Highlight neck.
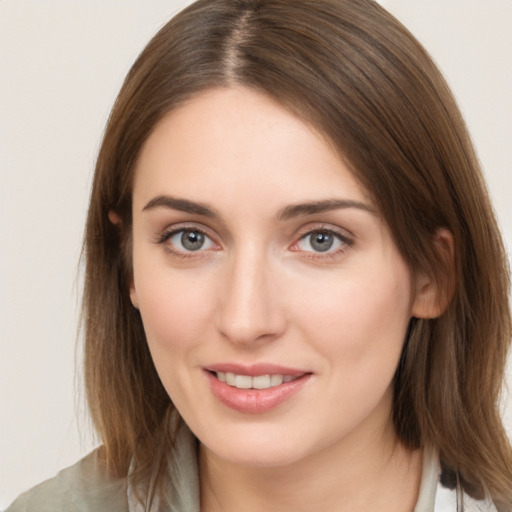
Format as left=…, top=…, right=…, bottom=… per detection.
left=199, top=418, right=422, bottom=512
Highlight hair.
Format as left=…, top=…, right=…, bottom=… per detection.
left=82, top=0, right=512, bottom=507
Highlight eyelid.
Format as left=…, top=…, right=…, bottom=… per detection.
left=289, top=224, right=354, bottom=256
left=292, top=223, right=354, bottom=244
left=155, top=222, right=216, bottom=243
left=154, top=221, right=353, bottom=260
left=155, top=222, right=222, bottom=256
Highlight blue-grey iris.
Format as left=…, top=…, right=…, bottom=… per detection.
left=181, top=231, right=205, bottom=251
left=311, top=232, right=334, bottom=252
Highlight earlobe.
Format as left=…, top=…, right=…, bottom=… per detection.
left=411, top=276, right=441, bottom=319
left=130, top=284, right=139, bottom=309
left=411, top=229, right=455, bottom=319
left=110, top=209, right=137, bottom=306
left=108, top=210, right=122, bottom=226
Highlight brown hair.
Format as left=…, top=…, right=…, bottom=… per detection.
left=83, top=0, right=512, bottom=506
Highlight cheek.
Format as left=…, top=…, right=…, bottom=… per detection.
left=133, top=266, right=217, bottom=409
left=300, top=266, right=413, bottom=437
left=133, top=258, right=215, bottom=358
left=295, top=263, right=412, bottom=376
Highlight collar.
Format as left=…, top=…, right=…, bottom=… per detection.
left=127, top=423, right=200, bottom=512
left=415, top=448, right=498, bottom=512
left=128, top=425, right=498, bottom=512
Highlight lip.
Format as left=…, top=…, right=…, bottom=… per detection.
left=205, top=362, right=307, bottom=377
left=204, top=363, right=312, bottom=414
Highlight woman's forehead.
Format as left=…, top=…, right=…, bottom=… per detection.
left=132, top=86, right=374, bottom=215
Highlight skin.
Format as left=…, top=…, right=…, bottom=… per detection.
left=129, top=86, right=438, bottom=511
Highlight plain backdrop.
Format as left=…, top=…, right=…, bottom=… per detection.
left=1, top=1, right=511, bottom=508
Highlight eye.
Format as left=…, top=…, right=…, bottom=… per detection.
left=295, top=230, right=348, bottom=253
left=166, top=229, right=216, bottom=253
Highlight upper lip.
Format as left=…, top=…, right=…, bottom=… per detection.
left=205, top=363, right=308, bottom=377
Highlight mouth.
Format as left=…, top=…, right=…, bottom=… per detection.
left=204, top=364, right=312, bottom=414
left=212, top=371, right=301, bottom=390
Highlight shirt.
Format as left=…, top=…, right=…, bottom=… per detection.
left=5, top=424, right=499, bottom=512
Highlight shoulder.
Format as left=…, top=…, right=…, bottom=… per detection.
left=5, top=449, right=128, bottom=512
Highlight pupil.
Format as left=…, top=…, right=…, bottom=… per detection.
left=181, top=231, right=204, bottom=251
left=311, top=232, right=333, bottom=252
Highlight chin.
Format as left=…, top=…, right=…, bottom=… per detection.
left=209, top=443, right=304, bottom=468
left=197, top=423, right=314, bottom=468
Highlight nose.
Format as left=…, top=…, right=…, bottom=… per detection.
left=215, top=247, right=287, bottom=346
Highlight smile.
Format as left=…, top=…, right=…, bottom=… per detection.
left=215, top=372, right=300, bottom=389
left=205, top=364, right=312, bottom=413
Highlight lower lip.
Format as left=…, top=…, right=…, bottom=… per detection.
left=205, top=371, right=311, bottom=414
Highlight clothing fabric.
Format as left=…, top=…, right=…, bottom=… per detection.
left=6, top=424, right=499, bottom=512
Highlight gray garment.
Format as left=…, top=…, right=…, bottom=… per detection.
left=5, top=449, right=128, bottom=512
left=6, top=425, right=499, bottom=512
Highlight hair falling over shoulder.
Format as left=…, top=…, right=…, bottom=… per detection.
left=81, top=0, right=512, bottom=507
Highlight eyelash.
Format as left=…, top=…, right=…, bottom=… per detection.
left=155, top=225, right=354, bottom=261
left=156, top=225, right=217, bottom=259
left=291, top=226, right=353, bottom=261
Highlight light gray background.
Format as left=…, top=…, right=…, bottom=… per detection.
left=1, top=1, right=511, bottom=507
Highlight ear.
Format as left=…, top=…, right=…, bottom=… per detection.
left=411, top=229, right=455, bottom=319
left=129, top=283, right=140, bottom=309
left=109, top=209, right=138, bottom=307
left=108, top=210, right=122, bottom=226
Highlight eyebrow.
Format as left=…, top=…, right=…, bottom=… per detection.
left=142, top=195, right=374, bottom=220
left=143, top=196, right=219, bottom=217
left=277, top=199, right=375, bottom=220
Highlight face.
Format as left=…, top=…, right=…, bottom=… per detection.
left=130, top=86, right=426, bottom=468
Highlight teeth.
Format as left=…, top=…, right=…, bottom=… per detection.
left=271, top=375, right=284, bottom=386
left=253, top=375, right=271, bottom=389
left=235, top=375, right=252, bottom=389
left=216, top=372, right=297, bottom=389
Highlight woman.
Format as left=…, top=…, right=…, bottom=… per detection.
left=7, top=0, right=512, bottom=510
